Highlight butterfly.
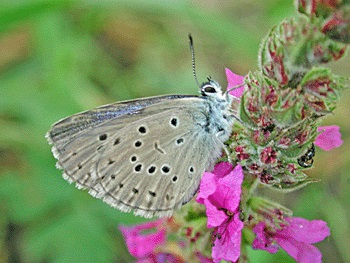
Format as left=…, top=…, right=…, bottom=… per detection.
left=46, top=36, right=237, bottom=218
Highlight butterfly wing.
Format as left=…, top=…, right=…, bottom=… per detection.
left=47, top=95, right=224, bottom=218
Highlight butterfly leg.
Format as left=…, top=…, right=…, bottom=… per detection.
left=215, top=130, right=233, bottom=164
left=228, top=109, right=243, bottom=125
left=222, top=144, right=233, bottom=164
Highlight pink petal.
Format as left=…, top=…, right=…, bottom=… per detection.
left=196, top=172, right=218, bottom=205
left=282, top=217, right=330, bottom=244
left=216, top=165, right=244, bottom=212
left=225, top=68, right=245, bottom=98
left=211, top=162, right=233, bottom=178
left=119, top=220, right=166, bottom=258
left=228, top=214, right=244, bottom=251
left=252, top=217, right=329, bottom=262
left=275, top=235, right=323, bottom=263
left=204, top=199, right=227, bottom=228
left=314, top=125, right=343, bottom=151
left=207, top=164, right=243, bottom=220
left=197, top=164, right=244, bottom=228
left=252, top=222, right=279, bottom=253
left=212, top=214, right=243, bottom=263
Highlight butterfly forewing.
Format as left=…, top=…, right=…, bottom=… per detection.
left=47, top=95, right=224, bottom=218
left=48, top=95, right=194, bottom=147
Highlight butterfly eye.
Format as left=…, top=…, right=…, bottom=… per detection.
left=201, top=84, right=218, bottom=95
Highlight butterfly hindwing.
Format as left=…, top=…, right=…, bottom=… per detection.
left=94, top=107, right=223, bottom=218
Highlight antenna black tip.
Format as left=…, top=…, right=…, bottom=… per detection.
left=188, top=34, right=193, bottom=44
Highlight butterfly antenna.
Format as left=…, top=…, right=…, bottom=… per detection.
left=189, top=34, right=200, bottom=88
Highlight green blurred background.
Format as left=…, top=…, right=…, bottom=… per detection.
left=0, top=1, right=349, bottom=262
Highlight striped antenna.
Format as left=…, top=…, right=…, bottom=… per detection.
left=188, top=34, right=200, bottom=88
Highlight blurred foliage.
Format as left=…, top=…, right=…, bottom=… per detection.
left=0, top=1, right=349, bottom=262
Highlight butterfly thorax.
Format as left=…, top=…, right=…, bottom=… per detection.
left=200, top=80, right=235, bottom=144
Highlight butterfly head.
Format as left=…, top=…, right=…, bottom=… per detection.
left=200, top=78, right=223, bottom=97
left=200, top=78, right=229, bottom=101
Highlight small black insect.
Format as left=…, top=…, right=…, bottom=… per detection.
left=297, top=143, right=315, bottom=168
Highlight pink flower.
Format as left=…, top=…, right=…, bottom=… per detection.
left=314, top=125, right=343, bottom=151
left=226, top=68, right=245, bottom=98
left=119, top=219, right=166, bottom=259
left=252, top=217, right=330, bottom=263
left=196, top=162, right=244, bottom=263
